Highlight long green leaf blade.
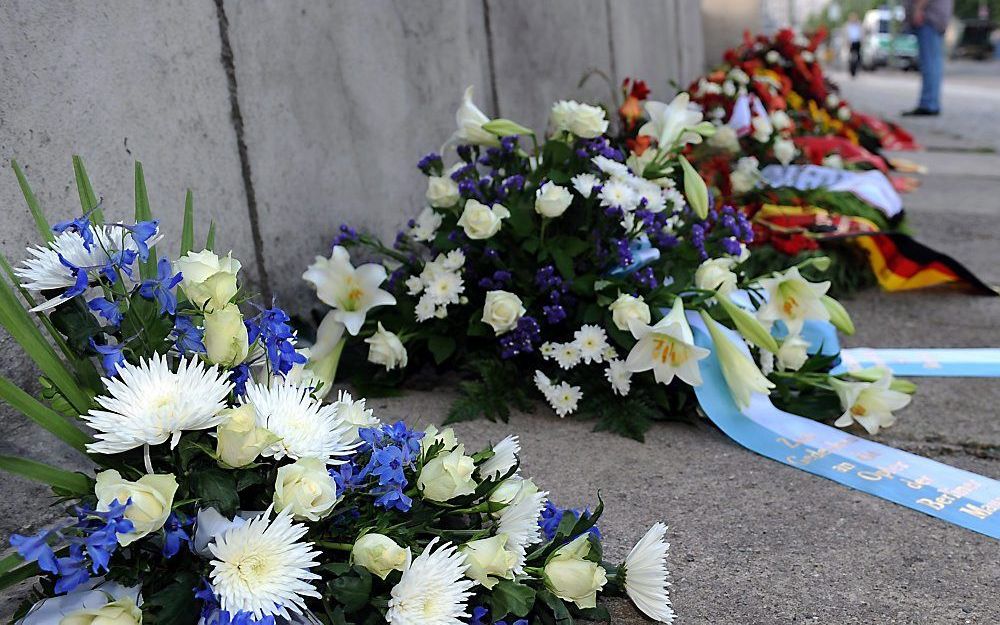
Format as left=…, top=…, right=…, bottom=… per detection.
left=72, top=155, right=103, bottom=223
left=0, top=376, right=90, bottom=453
left=0, top=455, right=90, bottom=494
left=134, top=161, right=157, bottom=278
left=0, top=562, right=40, bottom=592
left=11, top=159, right=53, bottom=242
left=205, top=221, right=217, bottom=252
left=180, top=189, right=195, bottom=256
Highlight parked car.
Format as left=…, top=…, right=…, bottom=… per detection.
left=861, top=7, right=920, bottom=70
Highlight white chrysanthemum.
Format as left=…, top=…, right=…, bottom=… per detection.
left=605, top=359, right=633, bottom=396
left=478, top=435, right=520, bottom=480
left=386, top=538, right=475, bottom=625
left=242, top=381, right=357, bottom=464
left=623, top=522, right=675, bottom=623
left=16, top=228, right=119, bottom=311
left=534, top=370, right=553, bottom=396
left=332, top=390, right=380, bottom=440
left=425, top=271, right=464, bottom=306
left=598, top=179, right=639, bottom=212
left=411, top=207, right=443, bottom=242
left=497, top=487, right=548, bottom=574
left=209, top=507, right=321, bottom=620
left=84, top=355, right=231, bottom=454
left=591, top=155, right=630, bottom=179
left=550, top=343, right=581, bottom=370
left=573, top=325, right=609, bottom=364
left=547, top=382, right=582, bottom=418
left=571, top=173, right=600, bottom=198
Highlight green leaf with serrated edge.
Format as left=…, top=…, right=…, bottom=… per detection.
left=72, top=155, right=103, bottom=223
left=0, top=376, right=89, bottom=452
left=180, top=189, right=195, bottom=256
left=0, top=455, right=90, bottom=494
left=134, top=162, right=157, bottom=278
left=205, top=220, right=217, bottom=252
left=11, top=159, right=53, bottom=242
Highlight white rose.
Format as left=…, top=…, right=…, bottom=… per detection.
left=426, top=175, right=460, bottom=208
left=203, top=302, right=250, bottom=367
left=352, top=533, right=409, bottom=580
left=216, top=404, right=277, bottom=468
left=489, top=477, right=539, bottom=508
left=421, top=424, right=459, bottom=457
left=568, top=102, right=609, bottom=138
left=543, top=534, right=608, bottom=609
left=456, top=199, right=509, bottom=240
left=273, top=457, right=339, bottom=522
left=534, top=181, right=573, bottom=218
left=773, top=137, right=797, bottom=166
left=460, top=534, right=517, bottom=588
left=94, top=470, right=177, bottom=546
left=608, top=293, right=651, bottom=332
left=417, top=444, right=477, bottom=502
left=174, top=249, right=241, bottom=312
left=365, top=322, right=408, bottom=371
left=777, top=334, right=811, bottom=371
left=695, top=258, right=738, bottom=295
left=771, top=110, right=792, bottom=132
left=60, top=599, right=142, bottom=625
left=481, top=290, right=525, bottom=335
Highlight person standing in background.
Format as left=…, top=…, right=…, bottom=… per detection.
left=903, top=0, right=954, bottom=116
left=846, top=12, right=864, bottom=77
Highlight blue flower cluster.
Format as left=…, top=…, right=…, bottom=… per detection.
left=10, top=500, right=133, bottom=594
left=245, top=305, right=306, bottom=377
left=689, top=205, right=754, bottom=261
left=196, top=583, right=276, bottom=625
left=449, top=138, right=529, bottom=206
left=538, top=500, right=602, bottom=542
left=534, top=265, right=572, bottom=326
left=332, top=223, right=360, bottom=247
left=332, top=421, right=425, bottom=512
left=469, top=605, right=528, bottom=625
left=574, top=136, right=624, bottom=161
left=162, top=511, right=192, bottom=559
left=498, top=316, right=542, bottom=360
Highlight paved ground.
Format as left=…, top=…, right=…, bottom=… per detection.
left=2, top=64, right=999, bottom=623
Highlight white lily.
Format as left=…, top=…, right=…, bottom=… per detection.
left=638, top=93, right=706, bottom=149
left=755, top=266, right=830, bottom=335
left=625, top=298, right=710, bottom=387
left=701, top=312, right=775, bottom=409
left=303, top=246, right=396, bottom=336
left=450, top=85, right=500, bottom=147
left=832, top=369, right=911, bottom=435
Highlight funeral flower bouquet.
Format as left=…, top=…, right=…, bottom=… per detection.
left=0, top=162, right=676, bottom=625
left=306, top=88, right=911, bottom=440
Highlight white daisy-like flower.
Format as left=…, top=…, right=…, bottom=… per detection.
left=602, top=345, right=619, bottom=361
left=15, top=227, right=115, bottom=311
left=410, top=207, right=443, bottom=242
left=571, top=173, right=600, bottom=198
left=534, top=370, right=554, bottom=396
left=623, top=522, right=675, bottom=623
left=547, top=382, right=582, bottom=418
left=478, top=435, right=520, bottom=480
left=84, top=355, right=231, bottom=454
left=496, top=486, right=548, bottom=574
left=441, top=249, right=466, bottom=272
left=424, top=270, right=464, bottom=306
left=386, top=538, right=475, bottom=625
left=331, top=390, right=379, bottom=441
left=550, top=343, right=582, bottom=370
left=415, top=294, right=437, bottom=322
left=598, top=179, right=639, bottom=212
left=209, top=507, right=321, bottom=620
left=241, top=381, right=357, bottom=464
left=605, top=359, right=633, bottom=396
left=573, top=325, right=609, bottom=364
left=591, top=155, right=630, bottom=179
left=539, top=342, right=558, bottom=358
left=405, top=275, right=424, bottom=296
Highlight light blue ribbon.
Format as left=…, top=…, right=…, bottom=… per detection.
left=831, top=348, right=1000, bottom=377
left=687, top=312, right=1000, bottom=539
left=607, top=236, right=661, bottom=278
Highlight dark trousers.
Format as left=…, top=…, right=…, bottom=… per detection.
left=849, top=41, right=862, bottom=76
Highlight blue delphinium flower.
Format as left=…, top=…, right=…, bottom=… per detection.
left=229, top=364, right=251, bottom=398
left=124, top=220, right=159, bottom=262
left=245, top=306, right=306, bottom=377
left=162, top=511, right=192, bottom=558
left=173, top=315, right=206, bottom=354
left=538, top=500, right=601, bottom=542
left=53, top=213, right=94, bottom=250
left=138, top=257, right=182, bottom=315
left=353, top=422, right=425, bottom=512
left=89, top=339, right=126, bottom=377
left=9, top=530, right=59, bottom=574
left=98, top=249, right=139, bottom=284
left=58, top=255, right=90, bottom=300
left=88, top=296, right=123, bottom=326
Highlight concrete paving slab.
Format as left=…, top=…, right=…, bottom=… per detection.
left=224, top=0, right=493, bottom=312
left=887, top=151, right=1000, bottom=179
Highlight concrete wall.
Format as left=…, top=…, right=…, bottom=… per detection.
left=0, top=0, right=704, bottom=533
left=701, top=0, right=763, bottom=70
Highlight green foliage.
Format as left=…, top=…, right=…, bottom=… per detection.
left=491, top=580, right=538, bottom=620
left=144, top=571, right=200, bottom=625
left=0, top=455, right=91, bottom=495
left=446, top=359, right=533, bottom=424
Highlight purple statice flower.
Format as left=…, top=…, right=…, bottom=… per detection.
left=543, top=304, right=567, bottom=325
left=632, top=266, right=658, bottom=289
left=333, top=223, right=359, bottom=247
left=456, top=144, right=474, bottom=163
left=612, top=238, right=634, bottom=266
left=498, top=316, right=541, bottom=359
left=417, top=152, right=443, bottom=175
left=690, top=223, right=708, bottom=260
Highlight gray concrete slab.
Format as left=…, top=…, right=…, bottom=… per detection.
left=886, top=151, right=1000, bottom=179
left=225, top=0, right=493, bottom=312
left=609, top=0, right=680, bottom=95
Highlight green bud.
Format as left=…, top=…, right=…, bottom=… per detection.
left=717, top=295, right=779, bottom=354
left=679, top=155, right=709, bottom=220
left=482, top=118, right=536, bottom=138
left=821, top=295, right=855, bottom=335
left=797, top=255, right=831, bottom=272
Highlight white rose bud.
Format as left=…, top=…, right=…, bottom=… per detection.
left=352, top=533, right=409, bottom=580
left=94, top=470, right=178, bottom=546
left=460, top=534, right=517, bottom=588
left=203, top=303, right=250, bottom=367
left=421, top=424, right=459, bottom=457
left=695, top=258, right=738, bottom=295
left=608, top=293, right=651, bottom=332
left=777, top=334, right=811, bottom=371
left=481, top=290, right=525, bottom=335
left=456, top=199, right=509, bottom=240
left=273, top=457, right=339, bottom=522
left=543, top=534, right=608, bottom=609
left=773, top=137, right=797, bottom=166
left=534, top=181, right=573, bottom=218
left=417, top=444, right=477, bottom=502
left=60, top=599, right=142, bottom=625
left=426, top=175, right=460, bottom=208
left=489, top=477, right=539, bottom=509
left=365, top=322, right=408, bottom=371
left=216, top=404, right=277, bottom=468
left=174, top=249, right=241, bottom=312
